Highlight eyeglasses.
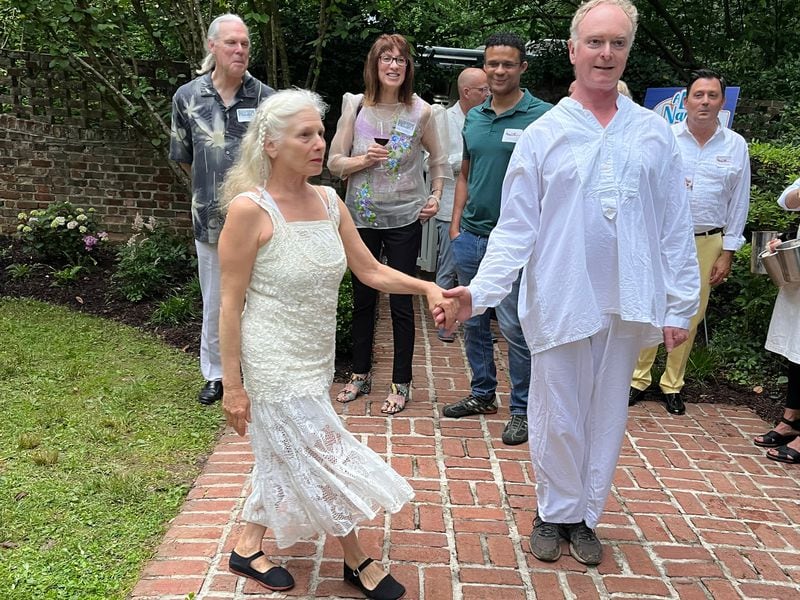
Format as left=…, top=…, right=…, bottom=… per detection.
left=379, top=55, right=408, bottom=67
left=469, top=86, right=490, bottom=94
left=485, top=61, right=520, bottom=70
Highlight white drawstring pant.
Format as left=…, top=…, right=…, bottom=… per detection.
left=528, top=315, right=646, bottom=528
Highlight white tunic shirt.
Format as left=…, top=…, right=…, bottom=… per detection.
left=468, top=95, right=700, bottom=354
left=672, top=120, right=750, bottom=251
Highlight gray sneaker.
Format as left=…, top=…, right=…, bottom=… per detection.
left=565, top=521, right=602, bottom=565
left=442, top=393, right=497, bottom=418
left=529, top=517, right=563, bottom=562
left=501, top=414, right=528, bottom=445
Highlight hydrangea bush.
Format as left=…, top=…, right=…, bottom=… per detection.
left=16, top=201, right=107, bottom=267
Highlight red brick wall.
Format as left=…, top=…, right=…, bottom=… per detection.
left=0, top=114, right=191, bottom=239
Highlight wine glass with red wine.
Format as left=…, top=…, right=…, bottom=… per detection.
left=374, top=122, right=389, bottom=171
left=374, top=121, right=390, bottom=146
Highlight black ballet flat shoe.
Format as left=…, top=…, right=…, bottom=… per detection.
left=343, top=557, right=405, bottom=600
left=229, top=550, right=294, bottom=591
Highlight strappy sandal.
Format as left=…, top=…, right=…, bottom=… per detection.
left=766, top=443, right=800, bottom=464
left=381, top=383, right=410, bottom=415
left=336, top=373, right=371, bottom=403
left=753, top=416, right=800, bottom=448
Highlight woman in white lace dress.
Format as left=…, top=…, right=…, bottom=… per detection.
left=217, top=89, right=450, bottom=600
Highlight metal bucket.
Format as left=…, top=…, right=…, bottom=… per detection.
left=759, top=249, right=788, bottom=286
left=751, top=230, right=781, bottom=274
left=776, top=238, right=800, bottom=283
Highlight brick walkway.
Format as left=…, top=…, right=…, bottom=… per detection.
left=131, top=295, right=800, bottom=600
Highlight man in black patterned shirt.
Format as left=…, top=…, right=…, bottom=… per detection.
left=170, top=13, right=273, bottom=405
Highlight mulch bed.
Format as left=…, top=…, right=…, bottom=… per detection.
left=1, top=236, right=784, bottom=425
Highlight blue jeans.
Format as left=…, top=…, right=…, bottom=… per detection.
left=451, top=229, right=530, bottom=415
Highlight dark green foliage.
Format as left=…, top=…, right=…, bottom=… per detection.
left=150, top=279, right=201, bottom=325
left=50, top=264, right=85, bottom=286
left=706, top=246, right=781, bottom=386
left=336, top=269, right=354, bottom=356
left=747, top=143, right=800, bottom=234
left=704, top=142, right=798, bottom=387
left=112, top=217, right=195, bottom=303
left=685, top=342, right=720, bottom=386
left=5, top=263, right=33, bottom=280
left=150, top=292, right=200, bottom=326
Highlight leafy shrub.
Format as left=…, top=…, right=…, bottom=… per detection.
left=336, top=270, right=354, bottom=356
left=50, top=264, right=84, bottom=286
left=685, top=342, right=721, bottom=387
left=15, top=202, right=107, bottom=267
left=5, top=263, right=33, bottom=280
left=151, top=292, right=199, bottom=326
left=706, top=246, right=782, bottom=386
left=747, top=142, right=800, bottom=235
left=112, top=215, right=195, bottom=302
left=700, top=142, right=800, bottom=389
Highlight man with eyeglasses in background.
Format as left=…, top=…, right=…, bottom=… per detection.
left=443, top=33, right=551, bottom=446
left=434, top=67, right=489, bottom=343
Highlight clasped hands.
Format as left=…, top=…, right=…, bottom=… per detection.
left=430, top=285, right=474, bottom=333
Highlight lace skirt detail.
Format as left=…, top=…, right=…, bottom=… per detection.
left=242, top=388, right=414, bottom=548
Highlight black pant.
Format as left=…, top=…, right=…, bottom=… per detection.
left=351, top=221, right=422, bottom=383
left=788, top=360, right=800, bottom=410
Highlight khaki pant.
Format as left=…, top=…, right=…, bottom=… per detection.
left=631, top=233, right=721, bottom=393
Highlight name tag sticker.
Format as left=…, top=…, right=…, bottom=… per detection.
left=237, top=108, right=255, bottom=122
left=715, top=155, right=731, bottom=164
left=395, top=119, right=416, bottom=136
left=502, top=128, right=523, bottom=143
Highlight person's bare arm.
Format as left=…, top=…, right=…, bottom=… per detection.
left=786, top=187, right=800, bottom=210
left=450, top=159, right=470, bottom=239
left=338, top=198, right=455, bottom=320
left=218, top=195, right=272, bottom=436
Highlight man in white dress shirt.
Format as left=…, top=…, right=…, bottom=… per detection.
left=629, top=68, right=750, bottom=416
left=436, top=0, right=699, bottom=565
left=435, top=68, right=489, bottom=343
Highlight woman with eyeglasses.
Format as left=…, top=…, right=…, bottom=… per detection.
left=328, top=33, right=452, bottom=415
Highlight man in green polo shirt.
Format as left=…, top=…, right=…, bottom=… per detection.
left=444, top=32, right=552, bottom=445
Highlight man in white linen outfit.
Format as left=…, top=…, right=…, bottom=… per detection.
left=436, top=0, right=700, bottom=565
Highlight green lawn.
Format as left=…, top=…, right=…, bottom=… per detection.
left=0, top=298, right=223, bottom=599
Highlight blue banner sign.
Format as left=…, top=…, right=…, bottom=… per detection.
left=643, top=87, right=740, bottom=128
